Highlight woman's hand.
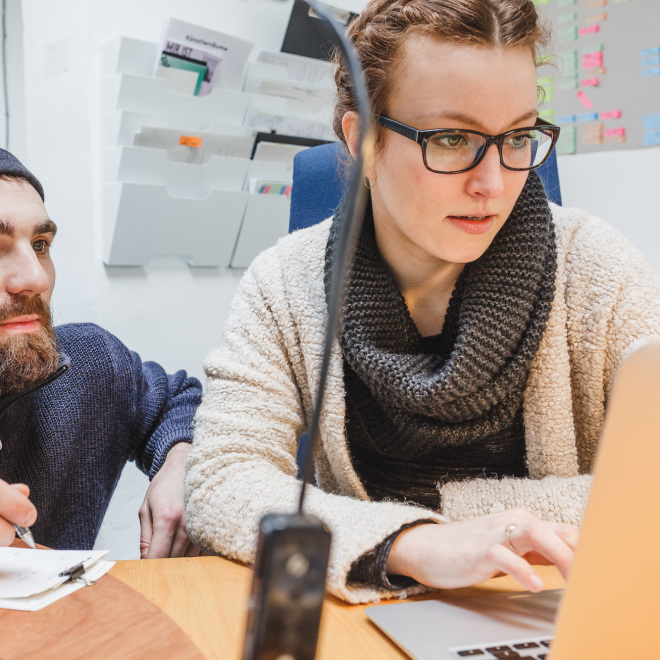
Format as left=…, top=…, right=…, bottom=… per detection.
left=386, top=508, right=579, bottom=593
left=0, top=479, right=37, bottom=546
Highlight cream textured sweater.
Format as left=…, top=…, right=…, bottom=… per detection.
left=185, top=204, right=660, bottom=603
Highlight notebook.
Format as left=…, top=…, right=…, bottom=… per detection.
left=366, top=339, right=660, bottom=659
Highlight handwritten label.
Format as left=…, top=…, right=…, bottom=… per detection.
left=579, top=25, right=600, bottom=36
left=600, top=110, right=622, bottom=120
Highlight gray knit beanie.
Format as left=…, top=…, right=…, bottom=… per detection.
left=0, top=148, right=45, bottom=201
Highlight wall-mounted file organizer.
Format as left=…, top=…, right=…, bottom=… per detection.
left=103, top=183, right=248, bottom=266
left=102, top=147, right=250, bottom=197
left=100, top=36, right=334, bottom=268
left=230, top=159, right=293, bottom=268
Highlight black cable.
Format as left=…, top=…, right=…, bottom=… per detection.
left=1, top=0, right=8, bottom=149
left=298, top=0, right=373, bottom=512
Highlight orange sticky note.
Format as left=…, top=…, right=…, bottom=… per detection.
left=577, top=90, right=593, bottom=109
left=179, top=135, right=202, bottom=148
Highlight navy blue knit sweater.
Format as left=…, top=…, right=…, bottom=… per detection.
left=0, top=323, right=202, bottom=550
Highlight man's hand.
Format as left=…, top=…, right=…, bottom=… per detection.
left=0, top=479, right=37, bottom=546
left=139, top=442, right=201, bottom=558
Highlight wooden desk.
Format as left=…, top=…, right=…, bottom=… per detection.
left=110, top=557, right=565, bottom=660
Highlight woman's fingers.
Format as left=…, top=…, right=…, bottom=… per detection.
left=486, top=543, right=545, bottom=593
left=507, top=519, right=576, bottom=581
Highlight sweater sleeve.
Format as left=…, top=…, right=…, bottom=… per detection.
left=124, top=350, right=203, bottom=478
left=184, top=263, right=445, bottom=604
left=440, top=212, right=660, bottom=525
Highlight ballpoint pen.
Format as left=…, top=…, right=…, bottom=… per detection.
left=13, top=524, right=36, bottom=549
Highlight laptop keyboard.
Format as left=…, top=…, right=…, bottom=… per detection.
left=451, top=637, right=552, bottom=658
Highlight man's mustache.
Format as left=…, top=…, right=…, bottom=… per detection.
left=0, top=295, right=52, bottom=326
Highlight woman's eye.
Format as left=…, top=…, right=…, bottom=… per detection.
left=431, top=134, right=466, bottom=148
left=508, top=133, right=534, bottom=148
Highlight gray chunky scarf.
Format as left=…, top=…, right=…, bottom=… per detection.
left=325, top=171, right=557, bottom=504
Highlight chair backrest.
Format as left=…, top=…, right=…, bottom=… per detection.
left=289, top=141, right=562, bottom=233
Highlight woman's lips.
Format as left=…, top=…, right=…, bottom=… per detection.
left=0, top=315, right=41, bottom=334
left=447, top=215, right=496, bottom=235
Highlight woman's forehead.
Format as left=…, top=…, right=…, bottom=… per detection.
left=387, top=35, right=538, bottom=130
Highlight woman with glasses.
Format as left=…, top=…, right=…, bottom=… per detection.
left=185, top=0, right=660, bottom=603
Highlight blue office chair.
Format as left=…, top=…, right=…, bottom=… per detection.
left=289, top=141, right=562, bottom=233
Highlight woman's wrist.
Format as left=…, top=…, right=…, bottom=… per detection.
left=386, top=523, right=438, bottom=579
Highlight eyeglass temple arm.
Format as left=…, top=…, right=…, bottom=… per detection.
left=378, top=116, right=421, bottom=143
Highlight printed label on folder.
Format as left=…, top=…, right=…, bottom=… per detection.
left=579, top=25, right=600, bottom=36
left=179, top=135, right=203, bottom=148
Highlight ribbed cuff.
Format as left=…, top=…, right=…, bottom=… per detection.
left=347, top=519, right=438, bottom=590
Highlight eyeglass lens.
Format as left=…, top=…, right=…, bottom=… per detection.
left=424, top=128, right=555, bottom=172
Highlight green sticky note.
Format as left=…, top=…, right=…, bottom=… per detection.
left=532, top=0, right=551, bottom=4
left=582, top=44, right=604, bottom=54
left=557, top=125, right=577, bottom=155
left=537, top=76, right=553, bottom=87
left=558, top=26, right=578, bottom=43
left=558, top=49, right=578, bottom=71
left=558, top=12, right=578, bottom=23
left=558, top=0, right=577, bottom=6
left=543, top=87, right=554, bottom=103
left=559, top=77, right=580, bottom=90
left=539, top=108, right=555, bottom=121
left=535, top=54, right=553, bottom=65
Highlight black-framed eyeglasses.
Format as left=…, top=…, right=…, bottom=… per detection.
left=378, top=115, right=561, bottom=174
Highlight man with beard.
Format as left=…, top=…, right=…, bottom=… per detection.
left=0, top=149, right=203, bottom=557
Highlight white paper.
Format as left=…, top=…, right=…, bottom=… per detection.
left=134, top=126, right=256, bottom=162
left=0, top=548, right=109, bottom=599
left=256, top=79, right=334, bottom=114
left=246, top=108, right=336, bottom=142
left=159, top=18, right=254, bottom=91
left=253, top=141, right=308, bottom=167
left=154, top=66, right=200, bottom=96
left=255, top=50, right=333, bottom=87
left=0, top=559, right=115, bottom=612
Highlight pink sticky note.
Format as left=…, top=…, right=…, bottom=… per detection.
left=600, top=110, right=622, bottom=119
left=583, top=52, right=603, bottom=67
left=579, top=25, right=600, bottom=36
left=581, top=77, right=599, bottom=87
left=577, top=90, right=593, bottom=109
left=604, top=127, right=625, bottom=137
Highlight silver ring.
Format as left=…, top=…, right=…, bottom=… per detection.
left=505, top=524, right=519, bottom=554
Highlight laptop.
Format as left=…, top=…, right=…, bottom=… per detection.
left=366, top=339, right=660, bottom=659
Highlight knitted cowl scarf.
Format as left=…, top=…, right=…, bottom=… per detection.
left=324, top=170, right=557, bottom=468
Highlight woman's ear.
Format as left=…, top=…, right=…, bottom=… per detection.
left=341, top=110, right=377, bottom=181
left=341, top=111, right=360, bottom=159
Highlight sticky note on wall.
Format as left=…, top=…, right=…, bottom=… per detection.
left=577, top=90, right=593, bottom=109
left=557, top=125, right=577, bottom=154
left=604, top=127, right=626, bottom=143
left=583, top=122, right=603, bottom=146
left=559, top=26, right=578, bottom=43
left=586, top=0, right=606, bottom=7
left=580, top=77, right=599, bottom=87
left=579, top=25, right=600, bottom=36
left=583, top=51, right=603, bottom=68
left=600, top=110, right=622, bottom=120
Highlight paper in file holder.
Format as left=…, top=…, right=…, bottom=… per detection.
left=102, top=146, right=250, bottom=196
left=103, top=183, right=248, bottom=267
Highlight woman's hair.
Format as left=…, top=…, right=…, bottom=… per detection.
left=332, top=0, right=551, bottom=146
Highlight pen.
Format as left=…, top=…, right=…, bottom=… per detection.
left=13, top=524, right=36, bottom=549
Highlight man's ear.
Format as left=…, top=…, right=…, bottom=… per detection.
left=341, top=111, right=377, bottom=181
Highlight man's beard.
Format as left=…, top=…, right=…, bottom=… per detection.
left=0, top=295, right=60, bottom=398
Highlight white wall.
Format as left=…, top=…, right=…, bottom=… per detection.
left=14, top=0, right=660, bottom=559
